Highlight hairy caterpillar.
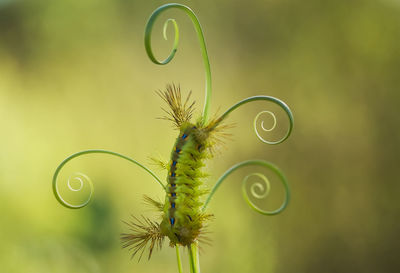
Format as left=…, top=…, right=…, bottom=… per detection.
left=159, top=91, right=210, bottom=248
left=52, top=3, right=294, bottom=271
left=121, top=84, right=228, bottom=258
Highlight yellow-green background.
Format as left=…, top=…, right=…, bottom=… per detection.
left=1, top=0, right=399, bottom=272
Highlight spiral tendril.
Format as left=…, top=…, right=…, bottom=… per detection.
left=256, top=111, right=277, bottom=132
left=245, top=173, right=271, bottom=199
left=67, top=175, right=85, bottom=192
left=163, top=19, right=178, bottom=41
left=217, top=95, right=294, bottom=145
left=254, top=110, right=284, bottom=144
left=52, top=149, right=164, bottom=209
left=145, top=3, right=212, bottom=123
left=202, top=160, right=290, bottom=215
left=54, top=172, right=93, bottom=209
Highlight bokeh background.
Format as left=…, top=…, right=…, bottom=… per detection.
left=1, top=0, right=399, bottom=272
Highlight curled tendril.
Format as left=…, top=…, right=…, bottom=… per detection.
left=67, top=173, right=87, bottom=192
left=255, top=110, right=276, bottom=134
left=162, top=19, right=178, bottom=44
left=202, top=160, right=290, bottom=215
left=245, top=173, right=270, bottom=199
left=53, top=172, right=94, bottom=209
left=218, top=95, right=294, bottom=145
left=52, top=149, right=164, bottom=209
left=144, top=3, right=212, bottom=123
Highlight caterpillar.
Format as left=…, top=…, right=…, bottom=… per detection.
left=161, top=123, right=207, bottom=246
left=52, top=3, right=294, bottom=271
left=159, top=88, right=210, bottom=248
left=121, top=84, right=226, bottom=258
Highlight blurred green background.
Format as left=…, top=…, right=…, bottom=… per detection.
left=1, top=0, right=399, bottom=272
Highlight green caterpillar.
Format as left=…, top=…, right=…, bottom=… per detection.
left=161, top=117, right=209, bottom=247
left=121, top=85, right=227, bottom=257
left=52, top=3, right=294, bottom=271
left=158, top=85, right=218, bottom=247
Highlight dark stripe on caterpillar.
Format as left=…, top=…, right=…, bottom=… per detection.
left=166, top=127, right=194, bottom=229
left=169, top=179, right=176, bottom=185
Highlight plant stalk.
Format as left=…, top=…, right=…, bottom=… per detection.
left=188, top=242, right=200, bottom=273
left=176, top=245, right=183, bottom=273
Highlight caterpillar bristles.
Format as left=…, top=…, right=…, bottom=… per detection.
left=143, top=195, right=164, bottom=212
left=197, top=236, right=212, bottom=247
left=156, top=84, right=195, bottom=128
left=197, top=225, right=213, bottom=255
left=121, top=215, right=164, bottom=261
left=148, top=155, right=169, bottom=170
left=205, top=114, right=235, bottom=155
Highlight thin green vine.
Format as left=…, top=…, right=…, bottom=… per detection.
left=217, top=95, right=294, bottom=145
left=175, top=245, right=183, bottom=273
left=144, top=3, right=212, bottom=124
left=202, top=160, right=290, bottom=215
left=188, top=242, right=200, bottom=273
left=52, top=149, right=165, bottom=209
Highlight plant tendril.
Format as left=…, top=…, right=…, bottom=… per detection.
left=202, top=160, right=290, bottom=215
left=247, top=173, right=270, bottom=199
left=257, top=111, right=277, bottom=132
left=217, top=95, right=294, bottom=145
left=52, top=149, right=165, bottom=209
left=163, top=19, right=178, bottom=41
left=145, top=3, right=212, bottom=123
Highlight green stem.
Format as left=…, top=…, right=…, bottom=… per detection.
left=188, top=243, right=200, bottom=273
left=52, top=149, right=165, bottom=209
left=176, top=245, right=183, bottom=273
left=217, top=95, right=294, bottom=145
left=202, top=160, right=290, bottom=215
left=145, top=3, right=212, bottom=123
